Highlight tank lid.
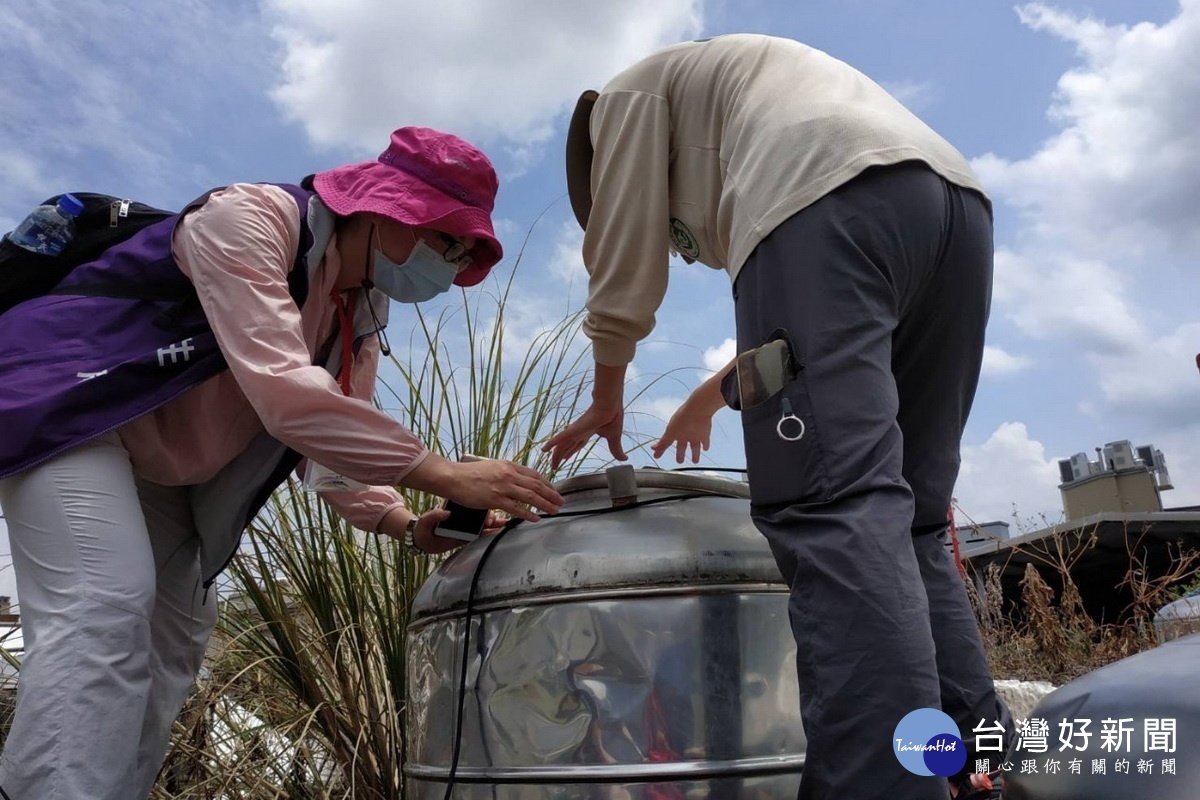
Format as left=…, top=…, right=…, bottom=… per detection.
left=554, top=466, right=750, bottom=503
left=409, top=468, right=782, bottom=624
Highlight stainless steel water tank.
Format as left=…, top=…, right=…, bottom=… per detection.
left=405, top=468, right=804, bottom=799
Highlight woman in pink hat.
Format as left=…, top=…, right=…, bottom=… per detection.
left=0, top=126, right=562, bottom=800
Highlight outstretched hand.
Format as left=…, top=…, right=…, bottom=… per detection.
left=651, top=401, right=712, bottom=464
left=541, top=403, right=627, bottom=469
left=650, top=360, right=730, bottom=464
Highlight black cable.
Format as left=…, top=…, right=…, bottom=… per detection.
left=439, top=488, right=745, bottom=797
left=669, top=466, right=747, bottom=474
left=441, top=516, right=512, bottom=800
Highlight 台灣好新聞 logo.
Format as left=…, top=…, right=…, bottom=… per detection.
left=894, top=708, right=967, bottom=777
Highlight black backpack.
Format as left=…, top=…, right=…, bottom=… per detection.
left=0, top=193, right=173, bottom=315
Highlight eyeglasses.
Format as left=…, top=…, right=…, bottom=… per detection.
left=436, top=232, right=473, bottom=272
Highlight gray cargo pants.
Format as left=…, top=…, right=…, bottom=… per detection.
left=734, top=162, right=1010, bottom=800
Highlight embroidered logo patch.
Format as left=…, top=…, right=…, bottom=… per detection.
left=668, top=218, right=700, bottom=261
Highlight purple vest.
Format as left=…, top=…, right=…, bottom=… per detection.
left=0, top=183, right=315, bottom=481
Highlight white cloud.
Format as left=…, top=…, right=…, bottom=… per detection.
left=547, top=221, right=587, bottom=286
left=703, top=337, right=737, bottom=373
left=492, top=217, right=521, bottom=241
left=991, top=248, right=1145, bottom=355
left=971, top=4, right=1200, bottom=510
left=1091, top=321, right=1200, bottom=426
left=266, top=0, right=704, bottom=162
left=879, top=79, right=938, bottom=113
left=981, top=345, right=1033, bottom=377
left=1147, top=424, right=1200, bottom=509
left=625, top=362, right=643, bottom=386
left=975, top=2, right=1200, bottom=256
left=630, top=395, right=685, bottom=427
left=955, top=422, right=1065, bottom=529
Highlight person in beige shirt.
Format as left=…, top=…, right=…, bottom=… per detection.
left=545, top=35, right=1008, bottom=800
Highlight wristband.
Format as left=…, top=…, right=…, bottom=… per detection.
left=403, top=516, right=424, bottom=555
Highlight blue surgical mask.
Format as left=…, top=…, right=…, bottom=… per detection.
left=372, top=238, right=458, bottom=304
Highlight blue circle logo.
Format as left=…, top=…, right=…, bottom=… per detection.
left=893, top=708, right=966, bottom=777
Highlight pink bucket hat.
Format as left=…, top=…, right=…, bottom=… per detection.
left=313, top=126, right=502, bottom=287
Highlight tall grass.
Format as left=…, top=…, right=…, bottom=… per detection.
left=153, top=254, right=599, bottom=798
left=379, top=270, right=593, bottom=472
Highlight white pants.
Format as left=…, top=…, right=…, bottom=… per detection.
left=0, top=432, right=217, bottom=800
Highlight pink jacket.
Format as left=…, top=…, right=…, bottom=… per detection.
left=117, top=183, right=428, bottom=532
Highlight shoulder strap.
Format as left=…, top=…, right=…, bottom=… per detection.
left=271, top=183, right=315, bottom=309
left=45, top=184, right=316, bottom=313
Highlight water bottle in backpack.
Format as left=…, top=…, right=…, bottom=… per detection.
left=6, top=193, right=86, bottom=255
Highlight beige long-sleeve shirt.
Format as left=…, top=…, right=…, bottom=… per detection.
left=117, top=183, right=428, bottom=532
left=581, top=34, right=988, bottom=366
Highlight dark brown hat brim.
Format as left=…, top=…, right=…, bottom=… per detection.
left=565, top=90, right=598, bottom=230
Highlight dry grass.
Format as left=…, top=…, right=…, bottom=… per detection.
left=965, top=523, right=1200, bottom=685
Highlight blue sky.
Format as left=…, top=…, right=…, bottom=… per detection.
left=2, top=0, right=1198, bottom=601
